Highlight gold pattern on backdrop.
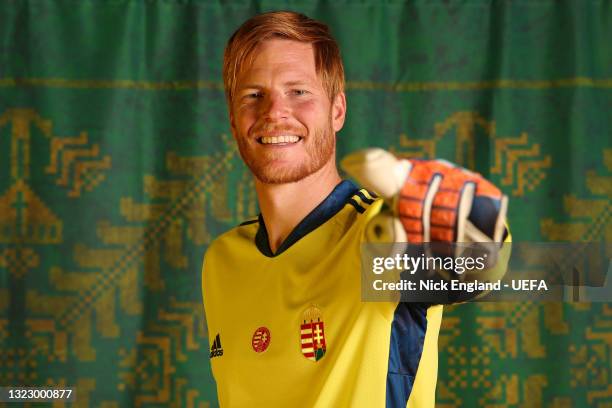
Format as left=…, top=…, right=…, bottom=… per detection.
left=0, top=108, right=111, bottom=197
left=0, top=247, right=40, bottom=279
left=0, top=348, right=38, bottom=384
left=393, top=112, right=552, bottom=196
left=37, top=378, right=97, bottom=408
left=541, top=150, right=612, bottom=242
left=492, top=133, right=552, bottom=196
left=0, top=108, right=243, bottom=406
left=0, top=180, right=62, bottom=245
left=434, top=112, right=495, bottom=170
left=581, top=305, right=612, bottom=404
left=117, top=299, right=207, bottom=407
left=6, top=134, right=240, bottom=377
left=0, top=108, right=113, bottom=279
left=439, top=301, right=555, bottom=407
left=46, top=131, right=111, bottom=197
left=56, top=134, right=237, bottom=327
left=441, top=299, right=612, bottom=407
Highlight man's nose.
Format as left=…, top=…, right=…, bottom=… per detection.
left=262, top=93, right=289, bottom=120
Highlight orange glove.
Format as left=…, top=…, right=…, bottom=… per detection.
left=341, top=149, right=508, bottom=244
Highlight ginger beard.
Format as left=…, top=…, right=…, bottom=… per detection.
left=235, top=111, right=336, bottom=184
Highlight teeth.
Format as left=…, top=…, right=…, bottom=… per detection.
left=260, top=135, right=301, bottom=144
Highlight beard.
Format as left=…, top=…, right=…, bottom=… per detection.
left=235, top=116, right=336, bottom=185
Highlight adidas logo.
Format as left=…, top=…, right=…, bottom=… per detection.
left=210, top=333, right=224, bottom=358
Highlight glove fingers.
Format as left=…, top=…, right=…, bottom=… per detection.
left=400, top=160, right=475, bottom=243
left=429, top=181, right=474, bottom=242
left=398, top=162, right=443, bottom=243
left=468, top=178, right=506, bottom=242
left=397, top=182, right=426, bottom=243
left=433, top=163, right=506, bottom=242
left=398, top=159, right=507, bottom=244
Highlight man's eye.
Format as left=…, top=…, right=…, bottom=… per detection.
left=245, top=92, right=262, bottom=99
left=292, top=89, right=308, bottom=96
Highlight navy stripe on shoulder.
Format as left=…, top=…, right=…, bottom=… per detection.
left=347, top=188, right=379, bottom=214
left=356, top=189, right=375, bottom=204
left=347, top=198, right=366, bottom=213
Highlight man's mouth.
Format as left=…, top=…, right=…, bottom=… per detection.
left=256, top=135, right=303, bottom=145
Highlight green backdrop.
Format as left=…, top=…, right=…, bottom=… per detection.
left=0, top=1, right=610, bottom=406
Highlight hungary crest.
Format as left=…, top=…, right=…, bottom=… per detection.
left=300, top=306, right=327, bottom=362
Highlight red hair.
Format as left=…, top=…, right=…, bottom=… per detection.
left=223, top=11, right=345, bottom=109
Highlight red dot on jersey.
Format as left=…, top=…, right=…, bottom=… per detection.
left=252, top=327, right=271, bottom=353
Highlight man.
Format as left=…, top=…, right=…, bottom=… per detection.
left=202, top=11, right=509, bottom=407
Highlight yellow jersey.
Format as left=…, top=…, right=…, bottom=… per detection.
left=202, top=180, right=445, bottom=407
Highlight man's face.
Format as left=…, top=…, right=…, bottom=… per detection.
left=230, top=39, right=346, bottom=184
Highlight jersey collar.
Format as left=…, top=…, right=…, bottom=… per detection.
left=255, top=180, right=360, bottom=257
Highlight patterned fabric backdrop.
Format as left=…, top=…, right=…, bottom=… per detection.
left=0, top=1, right=610, bottom=407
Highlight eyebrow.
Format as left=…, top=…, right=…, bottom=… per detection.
left=238, top=84, right=263, bottom=90
left=283, top=80, right=310, bottom=87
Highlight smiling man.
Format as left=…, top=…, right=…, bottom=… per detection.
left=223, top=19, right=347, bottom=253
left=202, top=11, right=509, bottom=408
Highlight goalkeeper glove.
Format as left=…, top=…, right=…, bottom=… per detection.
left=341, top=148, right=508, bottom=244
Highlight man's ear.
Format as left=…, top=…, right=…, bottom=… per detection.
left=229, top=108, right=237, bottom=138
left=332, top=92, right=347, bottom=132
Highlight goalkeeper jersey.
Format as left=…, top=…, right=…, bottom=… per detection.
left=202, top=180, right=443, bottom=408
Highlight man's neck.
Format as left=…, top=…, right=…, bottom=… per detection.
left=255, top=160, right=342, bottom=253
